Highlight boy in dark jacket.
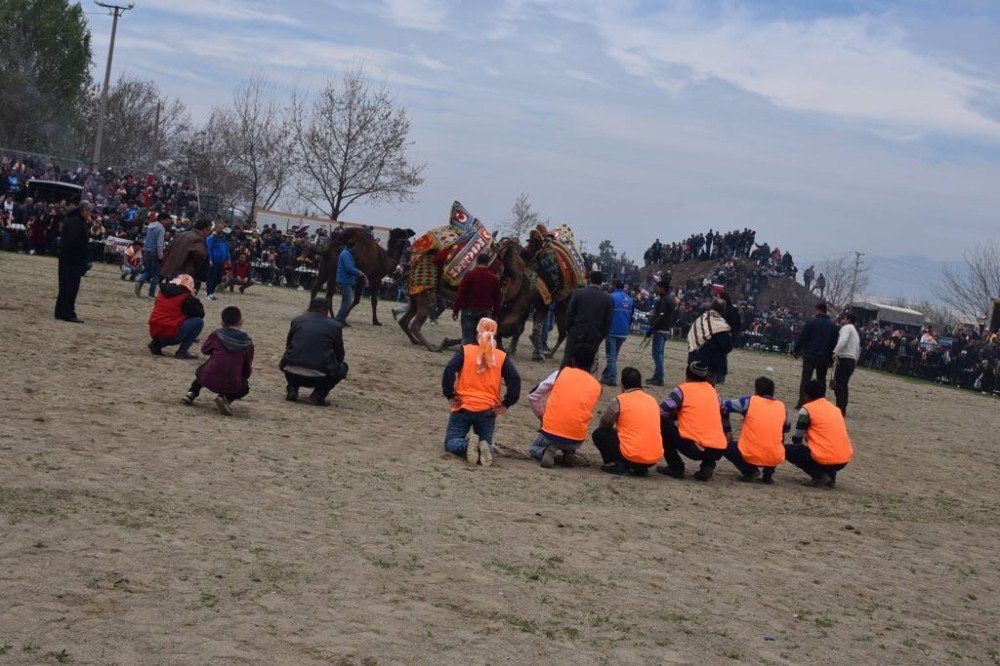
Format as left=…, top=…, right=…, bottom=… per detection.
left=183, top=306, right=254, bottom=415
left=148, top=274, right=205, bottom=359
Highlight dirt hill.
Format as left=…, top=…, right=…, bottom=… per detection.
left=643, top=257, right=818, bottom=308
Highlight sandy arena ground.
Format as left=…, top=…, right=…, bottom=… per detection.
left=1, top=252, right=998, bottom=665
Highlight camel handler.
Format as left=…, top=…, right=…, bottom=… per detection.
left=657, top=361, right=730, bottom=481
left=721, top=376, right=790, bottom=484
left=527, top=345, right=603, bottom=469
left=441, top=317, right=521, bottom=467
left=452, top=254, right=503, bottom=345
left=785, top=379, right=854, bottom=488
left=592, top=367, right=663, bottom=476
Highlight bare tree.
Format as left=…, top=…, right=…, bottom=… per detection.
left=934, top=240, right=1000, bottom=322
left=290, top=69, right=425, bottom=220
left=176, top=111, right=242, bottom=216
left=497, top=192, right=540, bottom=241
left=817, top=253, right=870, bottom=308
left=215, top=75, right=293, bottom=223
left=79, top=73, right=190, bottom=171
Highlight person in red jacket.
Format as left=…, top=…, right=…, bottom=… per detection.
left=148, top=274, right=205, bottom=359
left=226, top=252, right=254, bottom=293
left=452, top=254, right=502, bottom=345
left=182, top=306, right=254, bottom=415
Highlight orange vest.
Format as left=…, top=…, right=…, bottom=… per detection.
left=541, top=367, right=602, bottom=441
left=453, top=345, right=507, bottom=413
left=616, top=390, right=663, bottom=465
left=676, top=381, right=727, bottom=449
left=738, top=396, right=787, bottom=467
left=804, top=398, right=854, bottom=465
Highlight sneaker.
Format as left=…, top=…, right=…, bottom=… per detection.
left=207, top=294, right=217, bottom=301
left=148, top=341, right=164, bottom=356
left=656, top=465, right=685, bottom=479
left=693, top=468, right=714, bottom=482
left=181, top=391, right=196, bottom=405
left=214, top=395, right=233, bottom=416
left=478, top=440, right=493, bottom=467
left=761, top=476, right=776, bottom=485
left=285, top=389, right=299, bottom=402
left=540, top=446, right=557, bottom=469
left=175, top=351, right=197, bottom=360
left=738, top=468, right=761, bottom=483
left=465, top=439, right=479, bottom=465
left=134, top=282, right=142, bottom=297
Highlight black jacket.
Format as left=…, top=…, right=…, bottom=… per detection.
left=688, top=331, right=734, bottom=377
left=793, top=314, right=839, bottom=361
left=281, top=311, right=347, bottom=376
left=648, top=293, right=677, bottom=333
left=58, top=207, right=90, bottom=263
left=566, top=285, right=614, bottom=341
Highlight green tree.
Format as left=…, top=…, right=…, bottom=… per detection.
left=0, top=0, right=92, bottom=154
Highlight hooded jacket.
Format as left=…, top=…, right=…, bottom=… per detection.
left=161, top=230, right=207, bottom=279
left=196, top=327, right=254, bottom=395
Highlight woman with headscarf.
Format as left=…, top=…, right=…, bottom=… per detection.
left=687, top=298, right=734, bottom=384
left=441, top=317, right=522, bottom=467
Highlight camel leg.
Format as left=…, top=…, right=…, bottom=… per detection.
left=398, top=298, right=420, bottom=345
left=370, top=286, right=382, bottom=326
left=530, top=310, right=546, bottom=362
left=408, top=292, right=440, bottom=352
left=547, top=306, right=568, bottom=359
left=326, top=281, right=336, bottom=317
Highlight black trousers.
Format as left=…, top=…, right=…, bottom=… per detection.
left=797, top=356, right=830, bottom=408
left=189, top=380, right=249, bottom=402
left=55, top=258, right=85, bottom=320
left=833, top=358, right=856, bottom=415
left=284, top=372, right=341, bottom=401
left=661, top=420, right=724, bottom=473
left=591, top=427, right=654, bottom=471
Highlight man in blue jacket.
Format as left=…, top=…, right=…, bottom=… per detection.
left=205, top=228, right=232, bottom=301
left=793, top=302, right=839, bottom=408
left=335, top=240, right=366, bottom=324
left=600, top=281, right=634, bottom=386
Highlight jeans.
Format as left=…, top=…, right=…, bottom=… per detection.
left=650, top=331, right=667, bottom=382
left=784, top=444, right=847, bottom=480
left=444, top=409, right=496, bottom=456
left=460, top=309, right=491, bottom=345
left=136, top=251, right=161, bottom=297
left=336, top=283, right=354, bottom=323
left=660, top=419, right=724, bottom=473
left=833, top=358, right=856, bottom=415
left=189, top=380, right=249, bottom=402
left=55, top=259, right=86, bottom=320
left=601, top=335, right=626, bottom=384
left=206, top=261, right=225, bottom=295
left=722, top=441, right=775, bottom=480
left=153, top=317, right=204, bottom=355
left=540, top=308, right=555, bottom=349
left=528, top=432, right=582, bottom=459
left=797, top=356, right=830, bottom=407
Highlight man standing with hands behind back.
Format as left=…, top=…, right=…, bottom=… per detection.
left=55, top=200, right=93, bottom=324
left=792, top=302, right=839, bottom=409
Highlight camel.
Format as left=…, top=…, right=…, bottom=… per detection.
left=310, top=227, right=415, bottom=326
left=397, top=238, right=532, bottom=353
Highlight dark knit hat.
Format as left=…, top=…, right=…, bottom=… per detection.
left=687, top=361, right=709, bottom=379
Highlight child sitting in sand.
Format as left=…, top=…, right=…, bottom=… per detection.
left=182, top=306, right=254, bottom=415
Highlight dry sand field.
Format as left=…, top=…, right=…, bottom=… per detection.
left=1, top=252, right=998, bottom=665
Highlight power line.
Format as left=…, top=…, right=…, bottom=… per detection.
left=92, top=1, right=135, bottom=166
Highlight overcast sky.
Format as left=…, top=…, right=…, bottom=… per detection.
left=88, top=0, right=1000, bottom=263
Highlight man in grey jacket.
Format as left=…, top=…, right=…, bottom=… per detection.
left=280, top=297, right=348, bottom=406
left=135, top=212, right=167, bottom=298
left=561, top=271, right=613, bottom=369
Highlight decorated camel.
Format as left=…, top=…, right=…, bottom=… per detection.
left=397, top=202, right=584, bottom=359
left=310, top=226, right=415, bottom=326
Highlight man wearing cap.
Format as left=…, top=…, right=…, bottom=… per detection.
left=281, top=298, right=349, bottom=406
left=657, top=361, right=730, bottom=481
left=148, top=275, right=205, bottom=359
left=54, top=201, right=93, bottom=323
left=135, top=212, right=167, bottom=298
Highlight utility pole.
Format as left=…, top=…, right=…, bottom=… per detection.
left=92, top=1, right=135, bottom=166
left=847, top=250, right=865, bottom=306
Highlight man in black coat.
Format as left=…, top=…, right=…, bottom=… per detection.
left=561, top=271, right=613, bottom=369
left=54, top=201, right=93, bottom=323
left=280, top=297, right=348, bottom=406
left=646, top=279, right=676, bottom=386
left=793, top=302, right=840, bottom=408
